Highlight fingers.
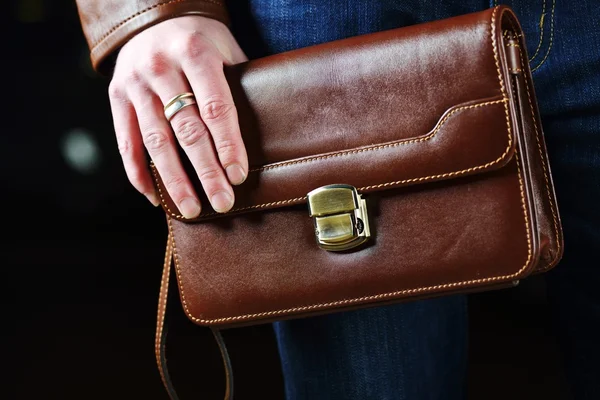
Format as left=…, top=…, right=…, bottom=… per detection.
left=127, top=79, right=202, bottom=219
left=151, top=70, right=235, bottom=213
left=109, top=19, right=250, bottom=217
left=182, top=57, right=249, bottom=186
left=108, top=82, right=159, bottom=207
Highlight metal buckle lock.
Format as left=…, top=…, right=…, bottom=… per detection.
left=307, top=184, right=371, bottom=251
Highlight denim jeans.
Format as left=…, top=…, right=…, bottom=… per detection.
left=227, top=1, right=600, bottom=399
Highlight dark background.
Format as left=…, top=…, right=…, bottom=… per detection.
left=3, top=1, right=572, bottom=399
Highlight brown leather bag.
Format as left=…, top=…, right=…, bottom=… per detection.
left=152, top=6, right=563, bottom=399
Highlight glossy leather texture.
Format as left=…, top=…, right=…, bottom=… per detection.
left=152, top=6, right=563, bottom=327
left=75, top=0, right=229, bottom=74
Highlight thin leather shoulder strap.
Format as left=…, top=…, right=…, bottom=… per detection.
left=156, top=229, right=234, bottom=399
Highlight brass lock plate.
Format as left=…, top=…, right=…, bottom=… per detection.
left=307, top=184, right=371, bottom=251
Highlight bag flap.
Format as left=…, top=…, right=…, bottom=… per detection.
left=152, top=8, right=515, bottom=222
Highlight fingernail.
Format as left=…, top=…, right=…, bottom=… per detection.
left=146, top=192, right=160, bottom=207
left=225, top=164, right=246, bottom=185
left=211, top=191, right=234, bottom=213
left=179, top=197, right=201, bottom=219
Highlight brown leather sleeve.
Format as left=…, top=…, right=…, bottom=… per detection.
left=75, top=0, right=229, bottom=75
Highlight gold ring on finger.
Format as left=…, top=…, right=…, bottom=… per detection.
left=163, top=92, right=196, bottom=122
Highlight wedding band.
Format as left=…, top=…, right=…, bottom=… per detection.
left=163, top=92, right=196, bottom=122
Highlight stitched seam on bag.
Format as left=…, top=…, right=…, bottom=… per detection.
left=165, top=7, right=534, bottom=324
left=505, top=13, right=561, bottom=269
left=531, top=0, right=556, bottom=72
left=168, top=146, right=533, bottom=324
left=503, top=30, right=523, bottom=39
left=155, top=238, right=172, bottom=386
left=153, top=165, right=309, bottom=217
left=153, top=98, right=510, bottom=219
left=516, top=33, right=561, bottom=270
left=247, top=99, right=507, bottom=174
left=494, top=0, right=548, bottom=62
left=90, top=0, right=223, bottom=52
left=169, top=217, right=197, bottom=324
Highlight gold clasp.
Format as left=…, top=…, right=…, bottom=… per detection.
left=307, top=184, right=371, bottom=251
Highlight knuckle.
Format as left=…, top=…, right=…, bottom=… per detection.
left=142, top=51, right=170, bottom=77
left=142, top=130, right=170, bottom=152
left=177, top=32, right=211, bottom=60
left=173, top=117, right=209, bottom=147
left=117, top=138, right=131, bottom=156
left=198, top=166, right=222, bottom=183
left=108, top=80, right=124, bottom=100
left=215, top=138, right=239, bottom=157
left=124, top=69, right=143, bottom=87
left=163, top=175, right=188, bottom=194
left=201, top=98, right=234, bottom=122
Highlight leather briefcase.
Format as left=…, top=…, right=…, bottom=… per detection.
left=151, top=5, right=563, bottom=398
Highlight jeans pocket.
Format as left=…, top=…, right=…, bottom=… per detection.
left=493, top=0, right=556, bottom=73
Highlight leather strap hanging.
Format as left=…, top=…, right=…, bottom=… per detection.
left=155, top=229, right=234, bottom=400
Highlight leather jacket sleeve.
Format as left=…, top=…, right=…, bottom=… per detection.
left=75, top=0, right=229, bottom=75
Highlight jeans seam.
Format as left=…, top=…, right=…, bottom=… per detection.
left=528, top=0, right=547, bottom=62
left=495, top=0, right=556, bottom=70
left=531, top=0, right=556, bottom=72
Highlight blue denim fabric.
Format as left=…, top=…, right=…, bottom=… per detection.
left=517, top=2, right=600, bottom=399
left=272, top=296, right=468, bottom=400
left=227, top=1, right=600, bottom=399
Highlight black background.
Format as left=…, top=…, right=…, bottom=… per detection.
left=3, top=1, right=571, bottom=399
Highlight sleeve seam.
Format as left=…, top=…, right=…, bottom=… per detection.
left=90, top=0, right=224, bottom=52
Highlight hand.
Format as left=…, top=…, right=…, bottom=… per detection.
left=109, top=16, right=249, bottom=218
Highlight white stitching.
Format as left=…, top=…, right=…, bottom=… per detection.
left=153, top=98, right=510, bottom=219
left=504, top=12, right=561, bottom=270
left=155, top=234, right=172, bottom=385
left=513, top=21, right=562, bottom=269
left=248, top=99, right=506, bottom=174
left=169, top=143, right=533, bottom=324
